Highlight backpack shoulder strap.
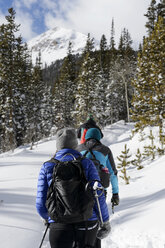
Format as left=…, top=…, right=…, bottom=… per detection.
left=83, top=150, right=89, bottom=157
left=83, top=143, right=103, bottom=169
left=83, top=142, right=98, bottom=160
left=46, top=157, right=59, bottom=164
left=89, top=148, right=97, bottom=160
left=61, top=153, right=77, bottom=161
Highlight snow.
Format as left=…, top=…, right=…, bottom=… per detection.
left=27, top=26, right=99, bottom=66
left=0, top=121, right=165, bottom=248
left=27, top=26, right=89, bottom=66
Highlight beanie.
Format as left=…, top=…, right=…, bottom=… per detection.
left=85, top=128, right=102, bottom=141
left=56, top=128, right=78, bottom=151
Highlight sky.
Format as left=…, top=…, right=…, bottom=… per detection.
left=0, top=121, right=165, bottom=248
left=0, top=0, right=153, bottom=47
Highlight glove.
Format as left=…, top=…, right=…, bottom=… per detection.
left=97, top=221, right=111, bottom=239
left=111, top=193, right=119, bottom=206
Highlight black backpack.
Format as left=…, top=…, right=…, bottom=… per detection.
left=84, top=146, right=110, bottom=188
left=46, top=154, right=95, bottom=223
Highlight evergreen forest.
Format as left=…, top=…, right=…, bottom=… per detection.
left=0, top=0, right=164, bottom=153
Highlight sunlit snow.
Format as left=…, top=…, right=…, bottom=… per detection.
left=0, top=121, right=165, bottom=248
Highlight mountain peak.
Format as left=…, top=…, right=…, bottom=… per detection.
left=27, top=26, right=88, bottom=66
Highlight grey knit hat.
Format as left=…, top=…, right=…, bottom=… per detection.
left=56, top=128, right=78, bottom=151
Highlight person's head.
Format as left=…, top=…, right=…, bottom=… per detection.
left=85, top=128, right=102, bottom=141
left=56, top=127, right=78, bottom=151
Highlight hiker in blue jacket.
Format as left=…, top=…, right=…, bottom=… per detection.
left=77, top=128, right=119, bottom=198
left=36, top=128, right=110, bottom=248
left=77, top=128, right=119, bottom=248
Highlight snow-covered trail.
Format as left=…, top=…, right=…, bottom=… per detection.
left=0, top=122, right=165, bottom=248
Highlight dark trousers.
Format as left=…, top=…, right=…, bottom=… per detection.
left=94, top=238, right=101, bottom=248
left=49, top=221, right=98, bottom=248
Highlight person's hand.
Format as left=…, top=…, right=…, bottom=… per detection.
left=97, top=221, right=111, bottom=239
left=111, top=193, right=119, bottom=206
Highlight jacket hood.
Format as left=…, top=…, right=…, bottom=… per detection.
left=85, top=128, right=102, bottom=141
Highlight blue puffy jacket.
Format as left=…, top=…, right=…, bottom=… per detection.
left=36, top=148, right=109, bottom=223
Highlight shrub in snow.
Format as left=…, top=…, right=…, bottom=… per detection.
left=143, top=130, right=156, bottom=160
left=117, top=144, right=131, bottom=184
left=132, top=148, right=144, bottom=170
left=157, top=127, right=165, bottom=156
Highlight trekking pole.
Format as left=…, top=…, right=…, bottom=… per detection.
left=93, top=181, right=104, bottom=227
left=39, top=223, right=49, bottom=248
left=111, top=201, right=115, bottom=214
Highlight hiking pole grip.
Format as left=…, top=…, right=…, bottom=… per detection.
left=93, top=181, right=104, bottom=227
left=39, top=224, right=49, bottom=248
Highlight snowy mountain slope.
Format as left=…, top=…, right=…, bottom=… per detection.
left=0, top=121, right=165, bottom=248
left=27, top=26, right=92, bottom=66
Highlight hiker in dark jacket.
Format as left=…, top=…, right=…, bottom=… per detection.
left=36, top=128, right=110, bottom=248
left=77, top=116, right=104, bottom=144
left=77, top=128, right=119, bottom=248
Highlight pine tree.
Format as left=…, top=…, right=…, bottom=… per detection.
left=75, top=34, right=98, bottom=125
left=40, top=85, right=53, bottom=138
left=104, top=19, right=121, bottom=125
left=23, top=51, right=45, bottom=148
left=0, top=8, right=20, bottom=151
left=157, top=126, right=165, bottom=155
left=138, top=43, right=143, bottom=56
left=117, top=144, right=131, bottom=184
left=144, top=0, right=165, bottom=35
left=156, top=0, right=165, bottom=20
left=144, top=0, right=157, bottom=35
left=98, top=34, right=109, bottom=126
left=131, top=17, right=165, bottom=131
left=0, top=76, right=4, bottom=152
left=13, top=36, right=30, bottom=147
left=99, top=34, right=109, bottom=75
left=109, top=18, right=116, bottom=52
left=53, top=41, right=76, bottom=128
left=106, top=60, right=124, bottom=124
left=31, top=52, right=45, bottom=141
left=93, top=59, right=106, bottom=127
left=52, top=78, right=61, bottom=131
left=132, top=148, right=144, bottom=170
left=106, top=28, right=136, bottom=123
left=35, top=52, right=53, bottom=139
left=22, top=51, right=36, bottom=146
left=143, top=130, right=157, bottom=160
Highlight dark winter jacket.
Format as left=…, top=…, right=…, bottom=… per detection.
left=36, top=148, right=109, bottom=223
left=77, top=118, right=103, bottom=143
left=77, top=139, right=119, bottom=194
